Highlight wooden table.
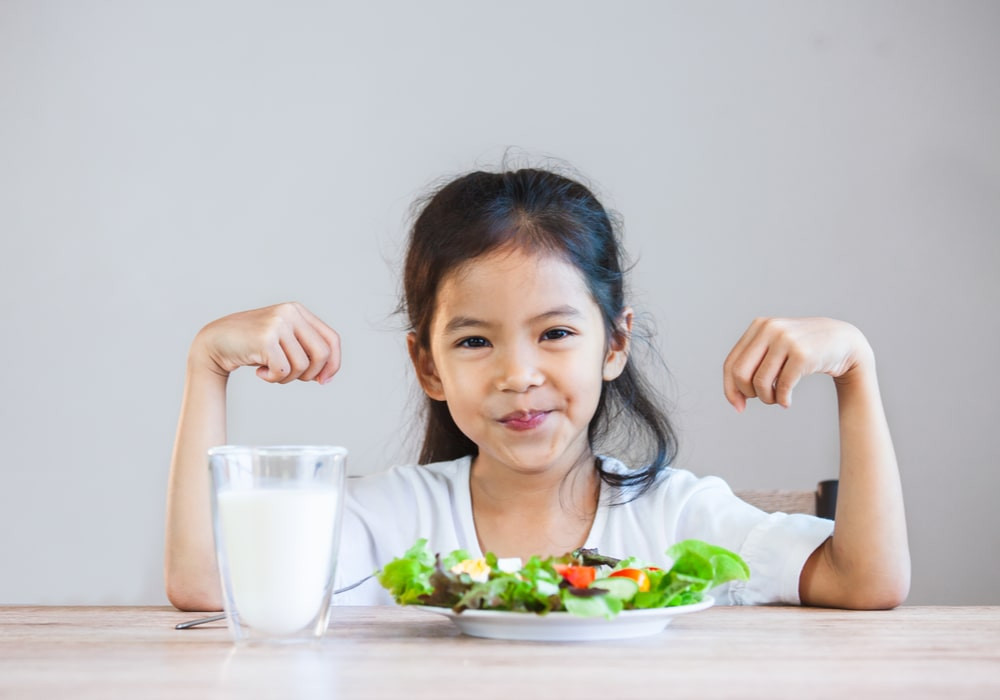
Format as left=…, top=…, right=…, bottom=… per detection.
left=1, top=605, right=998, bottom=699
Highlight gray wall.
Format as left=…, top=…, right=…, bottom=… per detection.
left=1, top=1, right=997, bottom=605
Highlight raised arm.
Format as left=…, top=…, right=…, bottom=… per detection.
left=723, top=317, right=910, bottom=609
left=164, top=302, right=341, bottom=611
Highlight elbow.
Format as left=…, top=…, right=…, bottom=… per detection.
left=846, top=583, right=909, bottom=610
left=165, top=567, right=223, bottom=613
left=166, top=582, right=223, bottom=613
left=167, top=591, right=221, bottom=614
left=842, top=568, right=912, bottom=611
left=801, top=540, right=911, bottom=610
left=802, top=546, right=911, bottom=610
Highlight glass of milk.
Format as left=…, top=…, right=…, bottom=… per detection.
left=208, top=445, right=347, bottom=644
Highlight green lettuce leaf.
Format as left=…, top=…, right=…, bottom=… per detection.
left=667, top=539, right=751, bottom=585
left=377, top=538, right=750, bottom=618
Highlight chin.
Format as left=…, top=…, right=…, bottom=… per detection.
left=487, top=445, right=585, bottom=474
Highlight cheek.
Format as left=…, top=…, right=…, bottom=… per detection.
left=436, top=361, right=473, bottom=395
left=435, top=364, right=483, bottom=415
left=561, top=355, right=607, bottom=405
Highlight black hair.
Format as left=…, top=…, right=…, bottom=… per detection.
left=401, top=167, right=677, bottom=498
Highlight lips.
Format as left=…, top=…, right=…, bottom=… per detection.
left=498, top=410, right=550, bottom=431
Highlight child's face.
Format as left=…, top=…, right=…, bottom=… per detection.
left=410, top=247, right=630, bottom=477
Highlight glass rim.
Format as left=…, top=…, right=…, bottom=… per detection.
left=207, top=445, right=348, bottom=458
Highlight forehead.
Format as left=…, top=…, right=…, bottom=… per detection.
left=433, top=249, right=600, bottom=325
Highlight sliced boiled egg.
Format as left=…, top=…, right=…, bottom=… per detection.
left=450, top=558, right=491, bottom=583
left=495, top=557, right=523, bottom=573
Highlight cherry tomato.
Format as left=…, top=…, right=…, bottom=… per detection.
left=553, top=564, right=597, bottom=588
left=609, top=568, right=651, bottom=592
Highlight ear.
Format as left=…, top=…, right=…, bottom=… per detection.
left=407, top=332, right=446, bottom=401
left=602, top=307, right=633, bottom=382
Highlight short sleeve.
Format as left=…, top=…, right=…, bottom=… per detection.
left=331, top=458, right=477, bottom=606
left=660, top=470, right=834, bottom=605
left=725, top=512, right=833, bottom=604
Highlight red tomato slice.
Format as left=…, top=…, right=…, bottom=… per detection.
left=553, top=564, right=597, bottom=588
left=609, top=568, right=651, bottom=592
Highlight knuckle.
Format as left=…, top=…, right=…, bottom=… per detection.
left=263, top=309, right=288, bottom=331
left=276, top=301, right=300, bottom=318
left=760, top=317, right=783, bottom=333
left=735, top=372, right=754, bottom=390
left=786, top=347, right=806, bottom=365
left=754, top=316, right=780, bottom=333
left=309, top=356, right=329, bottom=373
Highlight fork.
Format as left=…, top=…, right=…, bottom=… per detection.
left=174, top=574, right=375, bottom=630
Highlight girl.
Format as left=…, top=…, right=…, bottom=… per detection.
left=165, top=168, right=910, bottom=611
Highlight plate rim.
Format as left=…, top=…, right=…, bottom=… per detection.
left=411, top=595, right=714, bottom=641
left=412, top=594, right=714, bottom=621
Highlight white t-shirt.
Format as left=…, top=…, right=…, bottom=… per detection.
left=333, top=455, right=834, bottom=606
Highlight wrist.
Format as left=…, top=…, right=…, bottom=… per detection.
left=187, top=332, right=232, bottom=381
left=832, top=352, right=881, bottom=410
left=833, top=330, right=876, bottom=387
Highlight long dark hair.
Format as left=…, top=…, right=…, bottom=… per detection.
left=401, top=168, right=678, bottom=498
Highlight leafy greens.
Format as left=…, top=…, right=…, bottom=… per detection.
left=377, top=538, right=750, bottom=618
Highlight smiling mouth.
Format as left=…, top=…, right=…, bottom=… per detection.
left=498, top=410, right=551, bottom=431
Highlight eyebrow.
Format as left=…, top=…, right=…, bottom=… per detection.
left=442, top=305, right=583, bottom=334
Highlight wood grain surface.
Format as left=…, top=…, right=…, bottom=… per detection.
left=1, top=605, right=998, bottom=699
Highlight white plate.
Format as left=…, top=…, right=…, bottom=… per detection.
left=413, top=596, right=714, bottom=641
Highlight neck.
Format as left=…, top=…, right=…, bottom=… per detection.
left=468, top=449, right=601, bottom=559
left=471, top=453, right=597, bottom=507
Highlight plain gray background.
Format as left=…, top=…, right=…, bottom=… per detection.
left=1, top=1, right=997, bottom=605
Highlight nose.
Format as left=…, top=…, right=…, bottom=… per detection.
left=494, top=344, right=544, bottom=393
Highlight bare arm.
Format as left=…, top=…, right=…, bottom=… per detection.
left=164, top=358, right=228, bottom=611
left=164, top=303, right=341, bottom=612
left=798, top=360, right=910, bottom=608
left=724, top=318, right=910, bottom=609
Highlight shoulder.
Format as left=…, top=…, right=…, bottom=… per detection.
left=339, top=455, right=476, bottom=577
left=599, top=455, right=735, bottom=508
left=346, top=455, right=471, bottom=503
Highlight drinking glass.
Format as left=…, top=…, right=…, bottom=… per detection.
left=208, top=445, right=347, bottom=644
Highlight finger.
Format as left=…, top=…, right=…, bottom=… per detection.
left=276, top=334, right=311, bottom=384
left=752, top=347, right=788, bottom=406
left=725, top=337, right=769, bottom=408
left=255, top=341, right=293, bottom=383
left=773, top=349, right=808, bottom=408
left=726, top=317, right=767, bottom=365
left=292, top=320, right=333, bottom=383
left=294, top=305, right=342, bottom=384
left=723, top=320, right=767, bottom=410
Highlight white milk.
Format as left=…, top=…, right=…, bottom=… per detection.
left=217, top=487, right=340, bottom=636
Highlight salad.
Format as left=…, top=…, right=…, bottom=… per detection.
left=377, top=538, right=749, bottom=619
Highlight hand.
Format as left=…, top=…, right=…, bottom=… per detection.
left=191, top=302, right=341, bottom=385
left=723, top=317, right=873, bottom=411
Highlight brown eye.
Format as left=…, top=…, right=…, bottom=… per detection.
left=542, top=328, right=573, bottom=341
left=459, top=336, right=490, bottom=348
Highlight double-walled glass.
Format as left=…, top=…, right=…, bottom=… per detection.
left=208, top=445, right=347, bottom=644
